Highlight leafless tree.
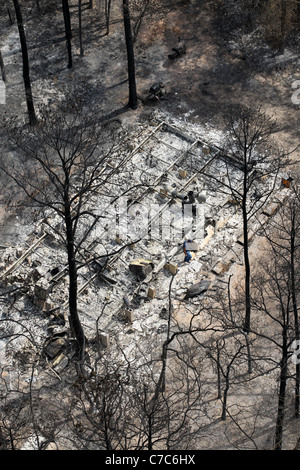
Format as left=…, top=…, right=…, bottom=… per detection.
left=122, top=0, right=138, bottom=110
left=0, top=101, right=135, bottom=362
left=204, top=104, right=289, bottom=333
left=250, top=239, right=298, bottom=449
left=62, top=0, right=73, bottom=68
left=12, top=0, right=37, bottom=125
left=0, top=49, right=6, bottom=83
left=263, top=185, right=300, bottom=417
left=104, top=0, right=112, bottom=35
left=0, top=317, right=42, bottom=449
left=78, top=0, right=84, bottom=56
left=62, top=332, right=208, bottom=450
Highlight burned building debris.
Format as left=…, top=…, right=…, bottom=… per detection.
left=168, top=40, right=186, bottom=61
left=0, top=116, right=289, bottom=371
left=148, top=83, right=166, bottom=102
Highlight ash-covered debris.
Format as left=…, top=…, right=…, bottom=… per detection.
left=0, top=116, right=287, bottom=372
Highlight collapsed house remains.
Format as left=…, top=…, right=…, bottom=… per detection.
left=0, top=116, right=289, bottom=372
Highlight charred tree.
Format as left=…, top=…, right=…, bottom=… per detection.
left=122, top=0, right=138, bottom=110
left=105, top=0, right=112, bottom=35
left=262, top=188, right=300, bottom=418
left=279, top=0, right=287, bottom=54
left=0, top=101, right=147, bottom=361
left=0, top=49, right=6, bottom=83
left=12, top=0, right=37, bottom=125
left=203, top=105, right=289, bottom=333
left=251, top=225, right=298, bottom=450
left=62, top=0, right=73, bottom=68
left=78, top=0, right=84, bottom=56
left=274, top=325, right=289, bottom=450
left=0, top=103, right=120, bottom=360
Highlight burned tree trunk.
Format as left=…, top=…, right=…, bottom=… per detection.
left=62, top=0, right=73, bottom=68
left=0, top=49, right=6, bottom=83
left=242, top=163, right=251, bottom=334
left=7, top=8, right=13, bottom=26
left=220, top=105, right=287, bottom=334
left=105, top=0, right=112, bottom=35
left=78, top=0, right=84, bottom=56
left=13, top=0, right=37, bottom=125
left=122, top=0, right=138, bottom=110
left=0, top=101, right=127, bottom=365
left=290, top=210, right=300, bottom=417
left=279, top=0, right=287, bottom=54
left=274, top=327, right=289, bottom=450
left=65, top=206, right=85, bottom=361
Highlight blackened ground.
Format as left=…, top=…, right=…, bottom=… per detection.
left=0, top=0, right=299, bottom=243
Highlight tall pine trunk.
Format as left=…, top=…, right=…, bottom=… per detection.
left=279, top=0, right=287, bottom=54
left=105, top=0, right=112, bottom=35
left=62, top=0, right=73, bottom=68
left=290, top=216, right=299, bottom=417
left=274, top=328, right=288, bottom=450
left=78, top=0, right=84, bottom=56
left=0, top=49, right=6, bottom=83
left=242, top=160, right=251, bottom=333
left=65, top=207, right=85, bottom=361
left=13, top=0, right=37, bottom=125
left=243, top=205, right=251, bottom=332
left=122, top=0, right=138, bottom=110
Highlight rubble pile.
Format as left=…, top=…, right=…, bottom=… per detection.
left=0, top=116, right=288, bottom=371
